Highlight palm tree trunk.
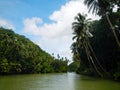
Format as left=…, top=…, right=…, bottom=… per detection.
left=105, top=13, right=120, bottom=48
left=86, top=39, right=107, bottom=73
left=89, top=55, right=103, bottom=77
left=83, top=41, right=93, bottom=69
left=83, top=40, right=103, bottom=77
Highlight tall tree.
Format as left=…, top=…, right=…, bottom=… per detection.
left=84, top=0, right=120, bottom=48
left=71, top=13, right=105, bottom=76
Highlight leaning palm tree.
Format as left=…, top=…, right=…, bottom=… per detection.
left=84, top=0, right=120, bottom=48
left=71, top=13, right=106, bottom=76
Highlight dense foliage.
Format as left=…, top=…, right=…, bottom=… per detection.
left=68, top=62, right=78, bottom=72
left=71, top=0, right=120, bottom=80
left=0, top=27, right=68, bottom=74
left=73, top=17, right=120, bottom=79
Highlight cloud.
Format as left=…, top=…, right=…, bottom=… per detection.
left=23, top=17, right=43, bottom=35
left=22, top=0, right=99, bottom=61
left=0, top=19, right=15, bottom=30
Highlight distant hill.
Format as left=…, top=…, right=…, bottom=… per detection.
left=0, top=27, right=68, bottom=74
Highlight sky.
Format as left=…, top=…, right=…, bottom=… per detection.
left=0, top=0, right=99, bottom=62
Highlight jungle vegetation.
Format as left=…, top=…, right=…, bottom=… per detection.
left=71, top=0, right=120, bottom=80
left=0, top=27, right=68, bottom=74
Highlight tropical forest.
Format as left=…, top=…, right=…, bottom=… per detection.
left=70, top=0, right=120, bottom=80
left=0, top=27, right=68, bottom=74
left=0, top=0, right=120, bottom=90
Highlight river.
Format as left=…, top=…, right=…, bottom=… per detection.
left=0, top=73, right=119, bottom=90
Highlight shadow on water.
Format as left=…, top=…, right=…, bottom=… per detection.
left=72, top=73, right=120, bottom=90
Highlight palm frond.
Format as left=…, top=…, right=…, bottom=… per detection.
left=72, top=35, right=77, bottom=40
left=84, top=0, right=99, bottom=14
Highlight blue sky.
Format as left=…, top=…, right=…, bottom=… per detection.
left=0, top=0, right=99, bottom=61
left=0, top=0, right=66, bottom=32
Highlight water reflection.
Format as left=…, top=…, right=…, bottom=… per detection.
left=0, top=73, right=120, bottom=90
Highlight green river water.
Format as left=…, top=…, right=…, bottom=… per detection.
left=0, top=73, right=119, bottom=90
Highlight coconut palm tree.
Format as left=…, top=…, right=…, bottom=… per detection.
left=71, top=13, right=106, bottom=76
left=84, top=0, right=120, bottom=48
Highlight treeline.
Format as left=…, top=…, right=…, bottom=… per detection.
left=71, top=0, right=120, bottom=80
left=0, top=27, right=68, bottom=74
left=68, top=62, right=78, bottom=72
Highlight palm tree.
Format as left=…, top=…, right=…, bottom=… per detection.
left=71, top=13, right=106, bottom=76
left=84, top=0, right=120, bottom=48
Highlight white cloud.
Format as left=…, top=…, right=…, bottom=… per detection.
left=22, top=0, right=99, bottom=61
left=23, top=17, right=43, bottom=35
left=0, top=19, right=15, bottom=30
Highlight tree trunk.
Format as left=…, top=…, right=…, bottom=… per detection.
left=83, top=40, right=103, bottom=77
left=105, top=13, right=120, bottom=48
left=83, top=41, right=93, bottom=69
left=86, top=39, right=107, bottom=73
